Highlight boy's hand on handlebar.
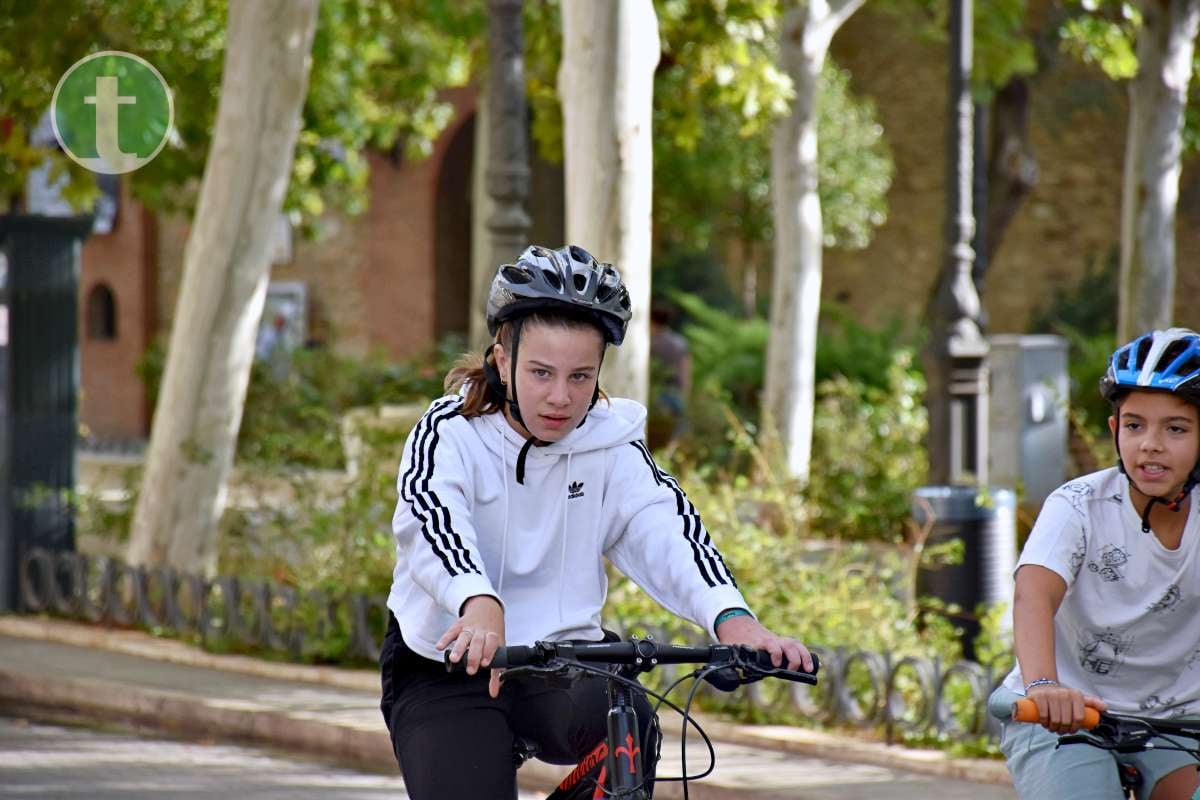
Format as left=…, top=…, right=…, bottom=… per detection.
left=715, top=614, right=813, bottom=673
left=436, top=595, right=506, bottom=698
left=1026, top=683, right=1107, bottom=734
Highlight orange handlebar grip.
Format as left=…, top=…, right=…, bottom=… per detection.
left=1011, top=698, right=1100, bottom=728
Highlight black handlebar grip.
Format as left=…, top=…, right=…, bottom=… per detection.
left=443, top=644, right=539, bottom=672
left=745, top=647, right=820, bottom=677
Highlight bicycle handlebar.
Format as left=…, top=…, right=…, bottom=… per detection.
left=1011, top=697, right=1101, bottom=729
left=444, top=638, right=819, bottom=685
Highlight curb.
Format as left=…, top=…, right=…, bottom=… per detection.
left=0, top=615, right=1012, bottom=789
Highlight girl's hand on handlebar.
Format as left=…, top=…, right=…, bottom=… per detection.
left=436, top=595, right=506, bottom=698
left=715, top=614, right=813, bottom=673
left=1026, top=683, right=1107, bottom=734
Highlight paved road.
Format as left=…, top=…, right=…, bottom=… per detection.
left=0, top=716, right=544, bottom=800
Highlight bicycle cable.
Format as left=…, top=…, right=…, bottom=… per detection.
left=535, top=660, right=735, bottom=798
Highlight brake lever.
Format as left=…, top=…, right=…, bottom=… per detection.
left=703, top=647, right=820, bottom=692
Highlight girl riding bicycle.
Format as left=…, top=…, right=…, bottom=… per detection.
left=992, top=327, right=1200, bottom=800
left=379, top=245, right=813, bottom=800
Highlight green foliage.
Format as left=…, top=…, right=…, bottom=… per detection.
left=652, top=250, right=744, bottom=316
left=1059, top=0, right=1200, bottom=152
left=236, top=338, right=458, bottom=469
left=1059, top=1, right=1140, bottom=80
left=814, top=305, right=917, bottom=392
left=137, top=335, right=461, bottom=470
left=220, top=422, right=407, bottom=598
left=604, top=465, right=966, bottom=699
left=675, top=292, right=768, bottom=423
left=882, top=0, right=1039, bottom=97
left=664, top=292, right=927, bottom=543
left=524, top=0, right=891, bottom=252
left=805, top=352, right=929, bottom=542
left=0, top=0, right=483, bottom=227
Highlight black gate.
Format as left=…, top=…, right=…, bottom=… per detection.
left=0, top=214, right=92, bottom=611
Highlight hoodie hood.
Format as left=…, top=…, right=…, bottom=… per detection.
left=479, top=396, right=647, bottom=465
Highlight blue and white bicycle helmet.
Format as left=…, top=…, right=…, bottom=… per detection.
left=1099, top=327, right=1200, bottom=530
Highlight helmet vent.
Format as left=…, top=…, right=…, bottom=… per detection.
left=501, top=265, right=532, bottom=284
left=1135, top=338, right=1153, bottom=368
left=542, top=269, right=563, bottom=290
left=573, top=272, right=588, bottom=292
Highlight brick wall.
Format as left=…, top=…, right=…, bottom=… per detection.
left=79, top=181, right=156, bottom=440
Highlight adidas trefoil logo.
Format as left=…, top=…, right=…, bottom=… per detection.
left=568, top=480, right=585, bottom=500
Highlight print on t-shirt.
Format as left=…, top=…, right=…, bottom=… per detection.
left=1147, top=584, right=1182, bottom=614
left=1139, top=694, right=1177, bottom=713
left=1063, top=481, right=1094, bottom=516
left=1069, top=537, right=1087, bottom=579
left=1086, top=544, right=1129, bottom=582
left=1078, top=629, right=1132, bottom=676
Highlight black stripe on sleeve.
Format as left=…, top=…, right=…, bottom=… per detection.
left=400, top=397, right=480, bottom=578
left=628, top=441, right=737, bottom=588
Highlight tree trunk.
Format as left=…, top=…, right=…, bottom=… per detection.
left=1118, top=0, right=1199, bottom=342
left=558, top=0, right=659, bottom=404
left=127, top=0, right=319, bottom=575
left=763, top=0, right=864, bottom=484
left=984, top=78, right=1038, bottom=267
left=470, top=90, right=495, bottom=350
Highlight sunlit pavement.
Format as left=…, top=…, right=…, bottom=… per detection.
left=0, top=716, right=545, bottom=799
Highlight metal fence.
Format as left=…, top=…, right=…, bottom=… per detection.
left=16, top=546, right=1009, bottom=742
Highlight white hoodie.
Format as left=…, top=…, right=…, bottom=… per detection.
left=388, top=394, right=751, bottom=662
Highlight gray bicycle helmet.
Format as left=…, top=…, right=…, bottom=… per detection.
left=1099, top=327, right=1200, bottom=532
left=486, top=245, right=632, bottom=345
left=482, top=245, right=632, bottom=483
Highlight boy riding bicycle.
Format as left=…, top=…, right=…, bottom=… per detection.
left=379, top=245, right=812, bottom=800
left=992, top=328, right=1200, bottom=800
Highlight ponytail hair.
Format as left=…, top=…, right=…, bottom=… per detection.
left=444, top=348, right=505, bottom=418
left=443, top=311, right=610, bottom=420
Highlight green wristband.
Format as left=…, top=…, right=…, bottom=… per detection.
left=714, top=607, right=752, bottom=628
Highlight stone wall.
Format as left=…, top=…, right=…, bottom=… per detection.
left=821, top=6, right=1193, bottom=334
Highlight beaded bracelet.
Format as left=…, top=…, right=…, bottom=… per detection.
left=714, top=607, right=752, bottom=628
left=1024, top=678, right=1060, bottom=692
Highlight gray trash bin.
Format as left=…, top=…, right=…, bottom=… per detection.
left=912, top=485, right=1016, bottom=661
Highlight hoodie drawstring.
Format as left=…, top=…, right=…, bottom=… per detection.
left=516, top=437, right=538, bottom=484
left=497, top=425, right=511, bottom=596
left=559, top=450, right=573, bottom=622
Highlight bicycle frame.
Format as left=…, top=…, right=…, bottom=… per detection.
left=545, top=665, right=654, bottom=800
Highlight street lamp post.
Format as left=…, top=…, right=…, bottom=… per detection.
left=930, top=0, right=989, bottom=486
left=485, top=0, right=532, bottom=272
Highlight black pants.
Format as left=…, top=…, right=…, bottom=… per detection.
left=379, top=613, right=657, bottom=800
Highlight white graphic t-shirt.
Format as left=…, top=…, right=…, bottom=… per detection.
left=1001, top=467, right=1200, bottom=717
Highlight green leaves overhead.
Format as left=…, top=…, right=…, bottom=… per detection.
left=1059, top=1, right=1140, bottom=80
left=524, top=0, right=891, bottom=251
left=0, top=0, right=484, bottom=228
left=883, top=0, right=1038, bottom=98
